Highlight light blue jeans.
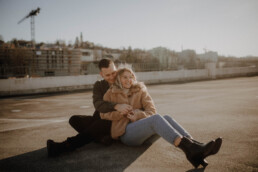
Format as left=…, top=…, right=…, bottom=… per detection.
left=120, top=114, right=192, bottom=146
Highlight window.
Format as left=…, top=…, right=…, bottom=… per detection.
left=82, top=52, right=90, bottom=56
left=45, top=71, right=55, bottom=76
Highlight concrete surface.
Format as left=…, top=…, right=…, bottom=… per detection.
left=0, top=76, right=258, bottom=172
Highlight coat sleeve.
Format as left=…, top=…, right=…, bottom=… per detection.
left=93, top=81, right=116, bottom=113
left=133, top=89, right=156, bottom=120
left=100, top=89, right=124, bottom=121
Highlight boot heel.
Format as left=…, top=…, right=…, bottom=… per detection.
left=200, top=159, right=208, bottom=168
left=190, top=158, right=208, bottom=169
left=188, top=158, right=201, bottom=169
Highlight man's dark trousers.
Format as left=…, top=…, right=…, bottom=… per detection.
left=66, top=112, right=112, bottom=150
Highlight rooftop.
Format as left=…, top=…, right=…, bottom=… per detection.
left=0, top=77, right=257, bottom=171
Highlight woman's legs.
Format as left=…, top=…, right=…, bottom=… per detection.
left=163, top=115, right=192, bottom=139
left=120, top=114, right=218, bottom=168
left=120, top=114, right=182, bottom=146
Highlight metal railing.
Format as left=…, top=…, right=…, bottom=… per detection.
left=0, top=65, right=81, bottom=78
left=1, top=61, right=257, bottom=79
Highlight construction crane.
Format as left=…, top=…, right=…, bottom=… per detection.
left=18, top=7, right=41, bottom=48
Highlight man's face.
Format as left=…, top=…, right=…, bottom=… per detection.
left=100, top=63, right=117, bottom=84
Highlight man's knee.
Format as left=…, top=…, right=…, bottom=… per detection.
left=69, top=115, right=79, bottom=127
left=88, top=120, right=111, bottom=135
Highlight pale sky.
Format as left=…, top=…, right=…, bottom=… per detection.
left=0, top=0, right=258, bottom=57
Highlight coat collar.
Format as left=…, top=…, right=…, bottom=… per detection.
left=110, top=82, right=145, bottom=94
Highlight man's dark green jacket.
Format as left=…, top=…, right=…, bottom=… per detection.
left=92, top=79, right=116, bottom=119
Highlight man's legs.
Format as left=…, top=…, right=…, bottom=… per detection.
left=86, top=119, right=112, bottom=145
left=47, top=114, right=112, bottom=157
left=69, top=114, right=111, bottom=142
left=69, top=115, right=95, bottom=133
left=66, top=117, right=112, bottom=148
left=47, top=115, right=96, bottom=157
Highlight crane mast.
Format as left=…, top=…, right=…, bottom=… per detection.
left=18, top=7, right=40, bottom=48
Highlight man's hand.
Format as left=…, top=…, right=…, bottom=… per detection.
left=114, top=104, right=133, bottom=115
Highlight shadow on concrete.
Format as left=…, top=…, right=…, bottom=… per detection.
left=0, top=137, right=159, bottom=172
left=186, top=168, right=205, bottom=172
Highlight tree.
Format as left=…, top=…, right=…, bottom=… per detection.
left=148, top=47, right=172, bottom=69
left=80, top=32, right=83, bottom=47
left=119, top=46, right=133, bottom=63
left=185, top=51, right=197, bottom=69
left=0, top=35, right=4, bottom=42
left=11, top=38, right=19, bottom=47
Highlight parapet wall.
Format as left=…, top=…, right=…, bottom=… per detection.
left=0, top=65, right=258, bottom=97
left=136, top=69, right=209, bottom=84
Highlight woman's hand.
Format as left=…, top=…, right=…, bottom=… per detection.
left=127, top=112, right=138, bottom=122
left=115, top=104, right=133, bottom=115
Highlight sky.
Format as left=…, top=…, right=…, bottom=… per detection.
left=0, top=0, right=258, bottom=57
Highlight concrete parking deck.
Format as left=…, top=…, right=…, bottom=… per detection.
left=0, top=77, right=258, bottom=172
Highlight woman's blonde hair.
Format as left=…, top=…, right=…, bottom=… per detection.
left=114, top=67, right=137, bottom=89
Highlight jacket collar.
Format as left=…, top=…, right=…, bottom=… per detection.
left=110, top=82, right=145, bottom=94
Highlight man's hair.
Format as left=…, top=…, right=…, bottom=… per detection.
left=98, top=58, right=114, bottom=70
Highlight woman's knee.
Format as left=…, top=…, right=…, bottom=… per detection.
left=147, top=114, right=165, bottom=127
left=164, top=115, right=173, bottom=120
left=151, top=114, right=163, bottom=120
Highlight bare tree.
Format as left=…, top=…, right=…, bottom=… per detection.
left=74, top=37, right=80, bottom=48
left=0, top=35, right=4, bottom=42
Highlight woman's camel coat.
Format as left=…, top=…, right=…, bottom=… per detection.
left=100, top=83, right=156, bottom=139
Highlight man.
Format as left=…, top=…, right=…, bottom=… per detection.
left=47, top=58, right=132, bottom=157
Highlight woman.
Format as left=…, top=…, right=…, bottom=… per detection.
left=100, top=67, right=222, bottom=169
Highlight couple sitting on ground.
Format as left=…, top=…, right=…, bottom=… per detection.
left=47, top=58, right=222, bottom=169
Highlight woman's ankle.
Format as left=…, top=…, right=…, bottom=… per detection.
left=174, top=136, right=182, bottom=147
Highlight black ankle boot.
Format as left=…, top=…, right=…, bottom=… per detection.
left=47, top=139, right=72, bottom=157
left=191, top=137, right=222, bottom=156
left=177, top=137, right=215, bottom=168
left=188, top=137, right=222, bottom=168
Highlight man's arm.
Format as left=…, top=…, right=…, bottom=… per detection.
left=93, top=81, right=116, bottom=113
left=100, top=111, right=125, bottom=121
left=93, top=80, right=133, bottom=114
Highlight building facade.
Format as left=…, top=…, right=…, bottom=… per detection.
left=0, top=47, right=81, bottom=78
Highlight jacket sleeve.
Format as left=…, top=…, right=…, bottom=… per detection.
left=133, top=89, right=156, bottom=120
left=93, top=81, right=116, bottom=113
left=100, top=89, right=124, bottom=121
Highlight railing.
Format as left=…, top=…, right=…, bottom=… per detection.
left=0, top=65, right=81, bottom=78
left=1, top=61, right=257, bottom=79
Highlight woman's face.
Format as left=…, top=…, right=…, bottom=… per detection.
left=120, top=71, right=134, bottom=89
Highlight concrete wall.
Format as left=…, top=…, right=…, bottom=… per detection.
left=0, top=75, right=101, bottom=96
left=216, top=67, right=258, bottom=78
left=137, top=69, right=208, bottom=84
left=1, top=65, right=258, bottom=96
